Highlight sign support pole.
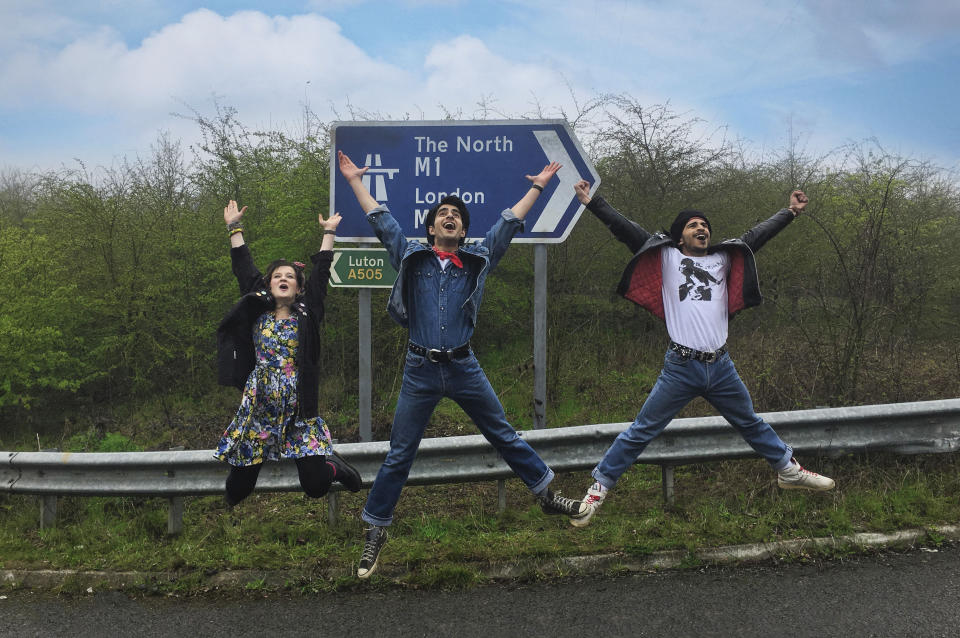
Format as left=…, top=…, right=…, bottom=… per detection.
left=534, top=244, right=547, bottom=429
left=358, top=288, right=372, bottom=442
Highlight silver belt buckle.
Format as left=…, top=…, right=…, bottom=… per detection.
left=703, top=351, right=716, bottom=363
left=427, top=348, right=444, bottom=363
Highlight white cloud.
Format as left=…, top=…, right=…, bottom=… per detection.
left=420, top=35, right=577, bottom=118
left=2, top=10, right=403, bottom=109
left=2, top=1, right=958, bottom=170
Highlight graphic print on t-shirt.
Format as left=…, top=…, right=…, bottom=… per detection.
left=678, top=257, right=723, bottom=301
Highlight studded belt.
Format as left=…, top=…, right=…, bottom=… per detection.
left=669, top=341, right=728, bottom=363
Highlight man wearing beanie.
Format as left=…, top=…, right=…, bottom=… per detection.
left=568, top=179, right=835, bottom=528
left=338, top=151, right=588, bottom=578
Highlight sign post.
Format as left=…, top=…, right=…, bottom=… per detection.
left=331, top=120, right=599, bottom=430
left=330, top=248, right=398, bottom=442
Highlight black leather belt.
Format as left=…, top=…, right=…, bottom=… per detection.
left=408, top=341, right=471, bottom=363
left=669, top=341, right=727, bottom=363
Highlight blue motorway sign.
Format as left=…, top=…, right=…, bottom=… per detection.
left=329, top=120, right=599, bottom=243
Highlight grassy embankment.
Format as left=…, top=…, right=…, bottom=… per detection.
left=2, top=449, right=957, bottom=592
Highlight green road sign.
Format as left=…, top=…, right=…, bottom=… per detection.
left=330, top=248, right=398, bottom=288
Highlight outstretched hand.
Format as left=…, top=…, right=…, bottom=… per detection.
left=789, top=190, right=809, bottom=216
left=224, top=200, right=246, bottom=224
left=526, top=161, right=562, bottom=188
left=574, top=179, right=592, bottom=205
left=338, top=150, right=368, bottom=182
left=319, top=211, right=342, bottom=231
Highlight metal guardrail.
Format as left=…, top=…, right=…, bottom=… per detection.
left=4, top=399, right=960, bottom=532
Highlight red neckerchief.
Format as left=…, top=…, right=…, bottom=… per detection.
left=432, top=245, right=463, bottom=269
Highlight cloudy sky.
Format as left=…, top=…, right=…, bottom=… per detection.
left=2, top=0, right=959, bottom=173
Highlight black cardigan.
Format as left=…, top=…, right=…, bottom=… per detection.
left=216, top=244, right=333, bottom=419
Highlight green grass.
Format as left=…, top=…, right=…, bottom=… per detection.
left=2, top=452, right=958, bottom=592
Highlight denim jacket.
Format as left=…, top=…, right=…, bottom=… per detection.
left=366, top=205, right=523, bottom=333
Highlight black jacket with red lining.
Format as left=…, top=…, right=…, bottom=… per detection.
left=585, top=195, right=796, bottom=321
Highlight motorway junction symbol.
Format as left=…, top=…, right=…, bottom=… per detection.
left=330, top=120, right=600, bottom=244
left=329, top=248, right=398, bottom=289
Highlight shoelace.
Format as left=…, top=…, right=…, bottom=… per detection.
left=360, top=532, right=383, bottom=564
left=547, top=492, right=581, bottom=514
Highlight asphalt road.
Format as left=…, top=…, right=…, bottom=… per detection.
left=2, top=544, right=959, bottom=637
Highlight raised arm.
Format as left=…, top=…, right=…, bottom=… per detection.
left=338, top=150, right=379, bottom=213
left=301, top=211, right=342, bottom=320
left=739, top=189, right=806, bottom=253
left=338, top=150, right=409, bottom=269
left=225, top=199, right=246, bottom=248
left=510, top=161, right=562, bottom=220
left=575, top=179, right=652, bottom=254
left=319, top=211, right=342, bottom=252
left=224, top=200, right=263, bottom=294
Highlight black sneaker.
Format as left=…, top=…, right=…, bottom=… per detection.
left=357, top=526, right=388, bottom=579
left=328, top=450, right=362, bottom=492
left=537, top=489, right=587, bottom=518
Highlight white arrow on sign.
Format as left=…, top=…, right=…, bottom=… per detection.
left=530, top=130, right=579, bottom=233
left=329, top=252, right=344, bottom=284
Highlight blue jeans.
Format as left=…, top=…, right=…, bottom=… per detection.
left=593, top=348, right=793, bottom=489
left=362, top=351, right=554, bottom=526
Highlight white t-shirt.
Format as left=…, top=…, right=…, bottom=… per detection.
left=661, top=247, right=728, bottom=351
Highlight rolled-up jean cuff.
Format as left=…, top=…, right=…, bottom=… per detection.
left=771, top=446, right=794, bottom=472
left=528, top=468, right=555, bottom=495
left=591, top=467, right=617, bottom=490
left=361, top=508, right=393, bottom=528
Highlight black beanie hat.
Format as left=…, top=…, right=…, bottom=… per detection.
left=669, top=210, right=711, bottom=245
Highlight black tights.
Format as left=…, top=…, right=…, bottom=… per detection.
left=225, top=456, right=334, bottom=505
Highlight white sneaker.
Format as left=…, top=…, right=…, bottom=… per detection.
left=570, top=482, right=607, bottom=528
left=778, top=459, right=835, bottom=491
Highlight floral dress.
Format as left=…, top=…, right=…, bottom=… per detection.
left=215, top=312, right=332, bottom=466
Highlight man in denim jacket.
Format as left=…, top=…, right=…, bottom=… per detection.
left=568, top=179, right=836, bottom=529
left=338, top=151, right=587, bottom=578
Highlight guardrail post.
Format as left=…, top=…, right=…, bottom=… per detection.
left=497, top=479, right=506, bottom=513
left=38, top=448, right=59, bottom=529
left=327, top=439, right=341, bottom=525
left=39, top=495, right=57, bottom=529
left=168, top=495, right=184, bottom=535
left=327, top=491, right=340, bottom=525
left=167, top=446, right=185, bottom=535
left=661, top=465, right=675, bottom=508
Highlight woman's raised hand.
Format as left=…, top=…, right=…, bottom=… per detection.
left=224, top=200, right=246, bottom=225
left=319, top=211, right=343, bottom=231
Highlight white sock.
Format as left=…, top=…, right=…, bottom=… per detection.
left=592, top=481, right=608, bottom=494
left=780, top=459, right=800, bottom=474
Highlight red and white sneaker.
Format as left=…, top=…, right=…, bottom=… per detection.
left=570, top=482, right=607, bottom=528
left=777, top=459, right=835, bottom=491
